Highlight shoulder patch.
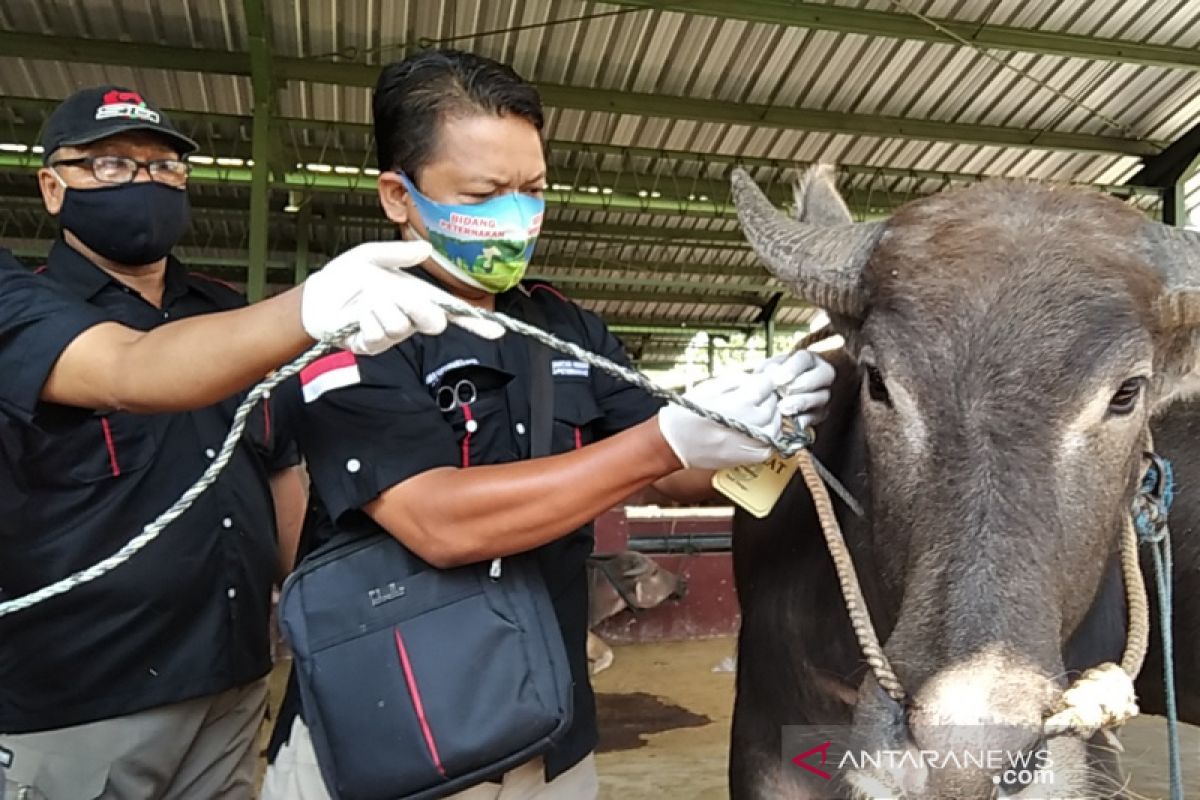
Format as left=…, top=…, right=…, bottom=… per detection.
left=301, top=351, right=361, bottom=403
left=424, top=357, right=481, bottom=387
left=551, top=358, right=589, bottom=378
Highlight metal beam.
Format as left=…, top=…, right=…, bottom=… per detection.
left=3, top=233, right=782, bottom=297
left=532, top=255, right=766, bottom=278
left=0, top=151, right=810, bottom=220
left=5, top=241, right=296, bottom=280
left=532, top=84, right=1158, bottom=156
left=8, top=237, right=806, bottom=326
left=1, top=98, right=1166, bottom=199
left=529, top=273, right=780, bottom=294
left=0, top=32, right=1163, bottom=155
left=519, top=287, right=767, bottom=307
left=611, top=325, right=741, bottom=338
left=605, top=316, right=809, bottom=334
left=0, top=187, right=752, bottom=244
left=598, top=1, right=1200, bottom=71
left=552, top=140, right=1162, bottom=196
left=1125, top=121, right=1200, bottom=189
left=242, top=0, right=275, bottom=302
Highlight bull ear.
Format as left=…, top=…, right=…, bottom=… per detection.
left=1145, top=223, right=1200, bottom=328
left=792, top=163, right=855, bottom=226
left=1144, top=223, right=1200, bottom=410
left=731, top=165, right=881, bottom=319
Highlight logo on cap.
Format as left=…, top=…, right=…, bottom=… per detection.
left=95, top=89, right=161, bottom=124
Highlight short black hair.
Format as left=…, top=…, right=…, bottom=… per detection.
left=372, top=49, right=544, bottom=176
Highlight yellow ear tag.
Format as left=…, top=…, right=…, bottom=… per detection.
left=712, top=452, right=800, bottom=518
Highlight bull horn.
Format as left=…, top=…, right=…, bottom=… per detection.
left=1144, top=222, right=1200, bottom=327
left=731, top=165, right=883, bottom=318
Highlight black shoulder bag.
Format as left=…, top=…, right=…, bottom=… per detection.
left=278, top=295, right=574, bottom=800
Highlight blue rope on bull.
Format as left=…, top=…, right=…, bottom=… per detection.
left=1132, top=453, right=1183, bottom=800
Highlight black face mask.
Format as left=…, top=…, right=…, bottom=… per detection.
left=58, top=182, right=191, bottom=266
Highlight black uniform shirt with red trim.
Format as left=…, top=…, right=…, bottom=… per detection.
left=0, top=249, right=106, bottom=421
left=0, top=239, right=299, bottom=734
left=269, top=271, right=665, bottom=780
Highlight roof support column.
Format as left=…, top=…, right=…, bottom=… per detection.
left=243, top=0, right=278, bottom=301
left=756, top=292, right=784, bottom=358
left=294, top=199, right=311, bottom=285
left=1125, top=121, right=1200, bottom=228
left=246, top=101, right=271, bottom=301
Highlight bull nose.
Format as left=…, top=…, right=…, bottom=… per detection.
left=671, top=576, right=688, bottom=599
left=846, top=648, right=1060, bottom=799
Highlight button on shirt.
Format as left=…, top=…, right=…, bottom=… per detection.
left=0, top=241, right=298, bottom=733
left=272, top=276, right=665, bottom=780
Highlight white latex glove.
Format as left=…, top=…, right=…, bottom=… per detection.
left=657, top=372, right=781, bottom=470
left=300, top=241, right=504, bottom=355
left=753, top=349, right=836, bottom=429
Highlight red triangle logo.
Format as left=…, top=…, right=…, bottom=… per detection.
left=792, top=740, right=833, bottom=780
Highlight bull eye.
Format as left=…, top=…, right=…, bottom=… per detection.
left=865, top=365, right=892, bottom=405
left=1108, top=378, right=1145, bottom=416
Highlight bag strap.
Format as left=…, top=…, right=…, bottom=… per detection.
left=485, top=290, right=556, bottom=581
left=518, top=290, right=555, bottom=460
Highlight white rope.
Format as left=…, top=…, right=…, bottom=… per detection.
left=0, top=299, right=857, bottom=618
left=0, top=330, right=347, bottom=619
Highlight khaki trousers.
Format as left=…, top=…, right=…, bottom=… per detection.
left=261, top=717, right=599, bottom=800
left=0, top=678, right=268, bottom=800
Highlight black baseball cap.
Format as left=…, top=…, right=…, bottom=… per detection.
left=40, top=85, right=199, bottom=163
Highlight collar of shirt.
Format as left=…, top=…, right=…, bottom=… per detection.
left=45, top=238, right=192, bottom=307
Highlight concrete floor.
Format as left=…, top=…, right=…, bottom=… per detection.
left=259, top=637, right=1198, bottom=799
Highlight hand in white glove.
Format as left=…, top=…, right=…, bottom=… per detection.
left=657, top=372, right=781, bottom=470
left=753, top=349, right=836, bottom=430
left=300, top=241, right=504, bottom=355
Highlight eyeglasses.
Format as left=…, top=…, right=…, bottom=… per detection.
left=49, top=155, right=192, bottom=188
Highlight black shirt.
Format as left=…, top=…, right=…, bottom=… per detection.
left=0, top=249, right=106, bottom=421
left=0, top=240, right=298, bottom=733
left=270, top=275, right=664, bottom=780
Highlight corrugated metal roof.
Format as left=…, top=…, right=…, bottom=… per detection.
left=1, top=0, right=1198, bottom=363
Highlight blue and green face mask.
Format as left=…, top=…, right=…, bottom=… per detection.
left=399, top=173, right=545, bottom=294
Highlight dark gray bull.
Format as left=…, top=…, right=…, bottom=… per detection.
left=728, top=166, right=1200, bottom=799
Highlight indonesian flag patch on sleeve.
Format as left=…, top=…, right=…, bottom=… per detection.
left=301, top=351, right=362, bottom=403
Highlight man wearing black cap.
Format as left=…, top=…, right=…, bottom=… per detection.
left=35, top=86, right=203, bottom=280
left=0, top=85, right=505, bottom=800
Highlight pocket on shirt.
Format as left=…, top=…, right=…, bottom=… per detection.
left=552, top=381, right=605, bottom=450
left=26, top=410, right=158, bottom=486
left=436, top=364, right=515, bottom=439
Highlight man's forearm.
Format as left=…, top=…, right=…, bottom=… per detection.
left=365, top=418, right=684, bottom=567
left=650, top=468, right=718, bottom=504
left=43, top=288, right=314, bottom=412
